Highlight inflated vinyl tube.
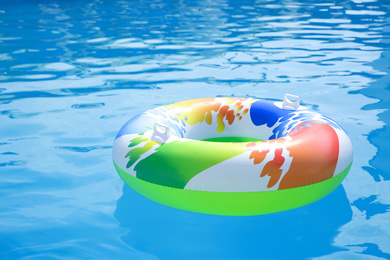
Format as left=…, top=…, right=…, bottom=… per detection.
left=113, top=95, right=353, bottom=216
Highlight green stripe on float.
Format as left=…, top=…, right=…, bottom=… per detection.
left=115, top=162, right=352, bottom=216
left=134, top=140, right=248, bottom=189
left=201, top=137, right=262, bottom=143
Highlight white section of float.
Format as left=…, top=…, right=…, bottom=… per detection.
left=184, top=136, right=294, bottom=192
left=334, top=127, right=354, bottom=177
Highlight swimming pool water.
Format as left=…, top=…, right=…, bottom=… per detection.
left=0, top=0, right=389, bottom=259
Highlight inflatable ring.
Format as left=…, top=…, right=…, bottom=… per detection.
left=113, top=95, right=353, bottom=216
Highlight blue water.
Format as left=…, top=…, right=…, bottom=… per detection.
left=1, top=0, right=389, bottom=259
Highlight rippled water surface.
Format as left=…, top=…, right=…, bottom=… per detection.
left=1, top=0, right=389, bottom=259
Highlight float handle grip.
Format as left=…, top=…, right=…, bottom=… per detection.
left=151, top=123, right=170, bottom=143
left=282, top=94, right=300, bottom=110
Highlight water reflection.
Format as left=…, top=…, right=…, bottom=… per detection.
left=1, top=0, right=386, bottom=98
left=115, top=184, right=351, bottom=259
left=330, top=1, right=390, bottom=257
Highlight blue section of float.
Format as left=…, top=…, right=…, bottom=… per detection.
left=249, top=100, right=343, bottom=140
left=249, top=100, right=290, bottom=128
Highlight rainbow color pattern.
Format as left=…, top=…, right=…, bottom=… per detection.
left=113, top=97, right=353, bottom=215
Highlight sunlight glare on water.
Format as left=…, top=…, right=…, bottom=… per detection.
left=0, top=0, right=389, bottom=259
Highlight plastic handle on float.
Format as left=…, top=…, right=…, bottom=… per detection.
left=151, top=123, right=170, bottom=143
left=282, top=94, right=300, bottom=110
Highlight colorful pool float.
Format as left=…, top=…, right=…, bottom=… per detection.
left=112, top=94, right=353, bottom=216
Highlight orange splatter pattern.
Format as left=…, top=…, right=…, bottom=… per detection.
left=167, top=97, right=254, bottom=133
left=279, top=122, right=339, bottom=189
left=261, top=148, right=285, bottom=188
left=247, top=139, right=287, bottom=188
left=247, top=122, right=339, bottom=190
